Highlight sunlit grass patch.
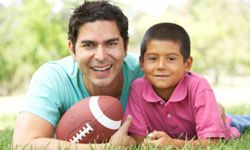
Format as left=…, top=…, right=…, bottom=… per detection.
left=0, top=114, right=16, bottom=130
left=0, top=110, right=250, bottom=150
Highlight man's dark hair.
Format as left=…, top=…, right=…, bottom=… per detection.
left=140, top=22, right=190, bottom=62
left=68, top=0, right=129, bottom=50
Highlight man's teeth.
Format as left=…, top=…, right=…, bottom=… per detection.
left=92, top=65, right=112, bottom=71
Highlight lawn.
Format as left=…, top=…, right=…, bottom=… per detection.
left=0, top=114, right=16, bottom=150
left=1, top=105, right=250, bottom=150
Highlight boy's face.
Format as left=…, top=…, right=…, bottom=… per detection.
left=69, top=20, right=127, bottom=88
left=140, top=40, right=192, bottom=99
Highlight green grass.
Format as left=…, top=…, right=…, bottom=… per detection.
left=0, top=128, right=14, bottom=150
left=0, top=114, right=16, bottom=150
left=1, top=105, right=250, bottom=150
left=227, top=104, right=250, bottom=115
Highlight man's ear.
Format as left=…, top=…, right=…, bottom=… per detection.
left=68, top=40, right=77, bottom=60
left=184, top=56, right=193, bottom=72
left=124, top=40, right=128, bottom=57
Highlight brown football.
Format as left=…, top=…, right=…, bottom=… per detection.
left=56, top=96, right=123, bottom=143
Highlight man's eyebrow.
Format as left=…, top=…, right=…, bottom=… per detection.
left=79, top=38, right=120, bottom=44
left=105, top=38, right=119, bottom=43
left=80, top=40, right=96, bottom=44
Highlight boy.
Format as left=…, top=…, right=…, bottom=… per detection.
left=125, top=22, right=249, bottom=149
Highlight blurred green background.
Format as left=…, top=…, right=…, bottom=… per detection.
left=0, top=0, right=250, bottom=96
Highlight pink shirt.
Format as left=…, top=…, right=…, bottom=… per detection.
left=125, top=72, right=240, bottom=140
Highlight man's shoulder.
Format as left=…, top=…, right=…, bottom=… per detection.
left=38, top=56, right=78, bottom=77
left=123, top=53, right=143, bottom=77
left=124, top=53, right=139, bottom=67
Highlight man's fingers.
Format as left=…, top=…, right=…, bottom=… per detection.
left=118, top=115, right=132, bottom=134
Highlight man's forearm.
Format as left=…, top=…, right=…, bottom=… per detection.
left=13, top=138, right=111, bottom=150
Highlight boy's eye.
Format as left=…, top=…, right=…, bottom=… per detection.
left=167, top=56, right=177, bottom=62
left=148, top=56, right=157, bottom=61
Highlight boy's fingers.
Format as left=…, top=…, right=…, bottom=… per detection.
left=148, top=131, right=165, bottom=140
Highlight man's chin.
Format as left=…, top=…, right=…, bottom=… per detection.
left=92, top=79, right=113, bottom=88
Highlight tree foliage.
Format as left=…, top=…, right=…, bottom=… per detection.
left=188, top=0, right=250, bottom=79
left=0, top=0, right=69, bottom=95
left=0, top=0, right=250, bottom=95
left=124, top=0, right=250, bottom=84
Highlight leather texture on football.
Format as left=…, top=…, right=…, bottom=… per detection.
left=56, top=96, right=123, bottom=143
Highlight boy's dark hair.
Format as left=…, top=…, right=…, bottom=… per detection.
left=140, top=22, right=190, bottom=62
left=68, top=0, right=129, bottom=50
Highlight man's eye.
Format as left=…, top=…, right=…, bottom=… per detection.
left=107, top=41, right=117, bottom=46
left=82, top=43, right=94, bottom=47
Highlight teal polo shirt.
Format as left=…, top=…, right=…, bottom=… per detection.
left=24, top=54, right=143, bottom=127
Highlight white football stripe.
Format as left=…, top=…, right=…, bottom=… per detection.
left=89, top=96, right=122, bottom=130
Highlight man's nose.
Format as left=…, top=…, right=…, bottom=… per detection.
left=94, top=46, right=106, bottom=61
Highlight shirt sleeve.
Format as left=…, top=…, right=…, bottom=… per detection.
left=193, top=78, right=226, bottom=139
left=124, top=81, right=148, bottom=137
left=23, top=64, right=65, bottom=127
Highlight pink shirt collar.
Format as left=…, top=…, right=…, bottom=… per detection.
left=142, top=74, right=188, bottom=103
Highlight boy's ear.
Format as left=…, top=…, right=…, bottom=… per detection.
left=68, top=40, right=77, bottom=60
left=139, top=56, right=144, bottom=71
left=184, top=57, right=193, bottom=72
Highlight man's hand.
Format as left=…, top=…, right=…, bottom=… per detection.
left=109, top=115, right=136, bottom=148
left=143, top=131, right=173, bottom=149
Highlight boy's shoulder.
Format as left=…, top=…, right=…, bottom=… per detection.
left=131, top=76, right=147, bottom=86
left=184, top=72, right=212, bottom=90
left=185, top=72, right=208, bottom=82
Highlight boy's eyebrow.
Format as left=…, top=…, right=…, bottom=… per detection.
left=145, top=53, right=157, bottom=55
left=166, top=52, right=179, bottom=55
left=145, top=52, right=180, bottom=56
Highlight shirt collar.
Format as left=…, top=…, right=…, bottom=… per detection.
left=142, top=77, right=162, bottom=102
left=142, top=73, right=188, bottom=103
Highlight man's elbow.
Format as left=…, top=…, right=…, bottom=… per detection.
left=12, top=133, right=34, bottom=149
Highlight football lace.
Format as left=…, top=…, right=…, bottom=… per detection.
left=69, top=123, right=94, bottom=143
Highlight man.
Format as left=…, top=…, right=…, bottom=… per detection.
left=12, top=1, right=143, bottom=149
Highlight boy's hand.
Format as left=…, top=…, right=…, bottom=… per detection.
left=218, top=103, right=226, bottom=124
left=143, top=131, right=173, bottom=149
left=109, top=115, right=136, bottom=148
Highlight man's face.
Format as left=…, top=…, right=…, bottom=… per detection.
left=70, top=20, right=127, bottom=88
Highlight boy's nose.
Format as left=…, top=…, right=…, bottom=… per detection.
left=158, top=58, right=165, bottom=68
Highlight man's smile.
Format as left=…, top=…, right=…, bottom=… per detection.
left=91, top=65, right=112, bottom=72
